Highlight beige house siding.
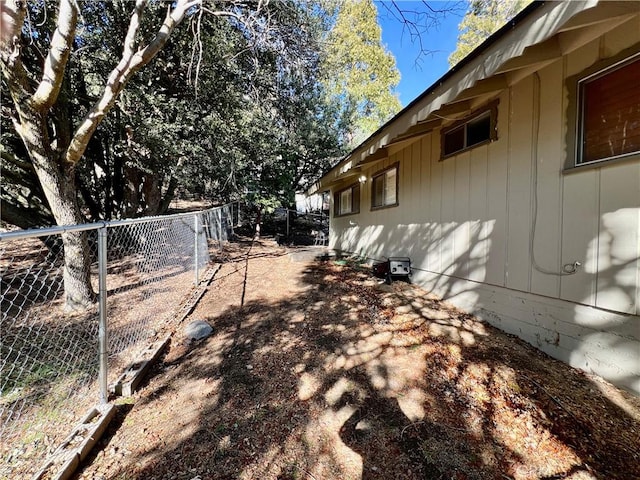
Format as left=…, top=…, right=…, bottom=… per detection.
left=327, top=20, right=640, bottom=393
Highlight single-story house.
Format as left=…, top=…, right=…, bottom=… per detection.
left=309, top=1, right=640, bottom=394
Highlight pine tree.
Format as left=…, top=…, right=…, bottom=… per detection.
left=449, top=0, right=532, bottom=67
left=323, top=0, right=401, bottom=147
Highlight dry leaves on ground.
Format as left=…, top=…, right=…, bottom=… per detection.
left=75, top=238, right=640, bottom=480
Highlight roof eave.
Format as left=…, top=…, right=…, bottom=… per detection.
left=310, top=0, right=638, bottom=194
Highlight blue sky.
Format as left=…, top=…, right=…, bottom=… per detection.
left=376, top=1, right=467, bottom=106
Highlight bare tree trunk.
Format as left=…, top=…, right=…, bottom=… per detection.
left=0, top=0, right=94, bottom=310
left=19, top=108, right=95, bottom=309
left=1, top=0, right=259, bottom=309
left=141, top=172, right=162, bottom=216
left=158, top=175, right=179, bottom=215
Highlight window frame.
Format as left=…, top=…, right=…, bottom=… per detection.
left=370, top=163, right=399, bottom=211
left=440, top=101, right=498, bottom=159
left=333, top=183, right=360, bottom=217
left=576, top=53, right=640, bottom=167
left=565, top=43, right=640, bottom=172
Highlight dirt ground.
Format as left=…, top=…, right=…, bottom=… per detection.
left=74, top=237, right=640, bottom=480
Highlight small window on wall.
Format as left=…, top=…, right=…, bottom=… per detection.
left=333, top=184, right=360, bottom=217
left=577, top=55, right=640, bottom=165
left=371, top=164, right=398, bottom=209
left=441, top=105, right=497, bottom=158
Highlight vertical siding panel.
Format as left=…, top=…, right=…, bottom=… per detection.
left=401, top=148, right=409, bottom=228
left=373, top=156, right=388, bottom=257
left=407, top=141, right=422, bottom=220
left=400, top=145, right=409, bottom=256
left=441, top=156, right=456, bottom=276
left=486, top=90, right=510, bottom=286
left=419, top=136, right=432, bottom=271
left=401, top=147, right=410, bottom=254
left=386, top=154, right=398, bottom=253
left=401, top=147, right=409, bottom=216
left=394, top=149, right=402, bottom=227
left=595, top=163, right=640, bottom=314
left=362, top=162, right=371, bottom=229
left=428, top=135, right=442, bottom=273
left=403, top=145, right=414, bottom=259
left=506, top=78, right=533, bottom=292
left=409, top=141, right=423, bottom=266
left=413, top=141, right=422, bottom=216
left=530, top=63, right=563, bottom=297
left=454, top=151, right=471, bottom=279
left=420, top=136, right=431, bottom=217
left=560, top=170, right=600, bottom=305
left=469, top=146, right=489, bottom=283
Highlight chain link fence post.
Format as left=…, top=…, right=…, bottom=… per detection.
left=286, top=209, right=290, bottom=237
left=0, top=204, right=234, bottom=477
left=232, top=203, right=235, bottom=235
left=98, top=225, right=108, bottom=405
left=194, top=215, right=200, bottom=285
left=217, top=208, right=223, bottom=251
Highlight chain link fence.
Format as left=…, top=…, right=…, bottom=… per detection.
left=260, top=208, right=329, bottom=246
left=0, top=204, right=235, bottom=478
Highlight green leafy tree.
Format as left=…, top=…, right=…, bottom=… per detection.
left=449, top=0, right=532, bottom=66
left=1, top=0, right=234, bottom=309
left=1, top=1, right=342, bottom=226
left=323, top=0, right=402, bottom=147
left=171, top=2, right=343, bottom=209
left=0, top=0, right=337, bottom=309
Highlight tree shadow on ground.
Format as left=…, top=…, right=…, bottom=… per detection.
left=79, top=240, right=640, bottom=480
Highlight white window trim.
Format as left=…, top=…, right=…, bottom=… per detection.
left=371, top=163, right=399, bottom=210
left=339, top=189, right=352, bottom=215
left=334, top=183, right=360, bottom=217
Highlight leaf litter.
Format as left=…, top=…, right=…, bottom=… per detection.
left=75, top=237, right=640, bottom=480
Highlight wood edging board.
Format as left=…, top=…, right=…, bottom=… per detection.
left=111, top=335, right=171, bottom=397
left=31, top=404, right=116, bottom=480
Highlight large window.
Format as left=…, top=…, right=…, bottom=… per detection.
left=577, top=55, right=640, bottom=165
left=441, top=104, right=497, bottom=158
left=371, top=164, right=398, bottom=209
left=334, top=183, right=360, bottom=216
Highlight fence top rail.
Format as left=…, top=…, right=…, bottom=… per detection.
left=0, top=222, right=102, bottom=241
left=104, top=209, right=204, bottom=228
left=0, top=204, right=233, bottom=242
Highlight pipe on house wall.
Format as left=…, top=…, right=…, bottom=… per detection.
left=529, top=71, right=580, bottom=277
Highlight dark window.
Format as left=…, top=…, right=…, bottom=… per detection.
left=578, top=56, right=640, bottom=164
left=442, top=108, right=496, bottom=158
left=467, top=113, right=491, bottom=147
left=333, top=184, right=360, bottom=217
left=371, top=165, right=398, bottom=209
left=444, top=126, right=465, bottom=155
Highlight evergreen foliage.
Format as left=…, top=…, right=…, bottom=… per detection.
left=1, top=0, right=345, bottom=226
left=322, top=0, right=402, bottom=147
left=448, top=0, right=532, bottom=67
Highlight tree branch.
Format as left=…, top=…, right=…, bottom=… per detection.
left=31, top=0, right=78, bottom=109
left=0, top=0, right=26, bottom=49
left=0, top=1, right=32, bottom=113
left=1, top=148, right=35, bottom=172
left=65, top=0, right=201, bottom=166
left=0, top=193, right=54, bottom=229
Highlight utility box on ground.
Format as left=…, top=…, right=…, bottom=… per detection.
left=388, top=257, right=411, bottom=278
left=373, top=257, right=411, bottom=283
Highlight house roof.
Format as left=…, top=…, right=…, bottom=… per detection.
left=309, top=0, right=640, bottom=194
